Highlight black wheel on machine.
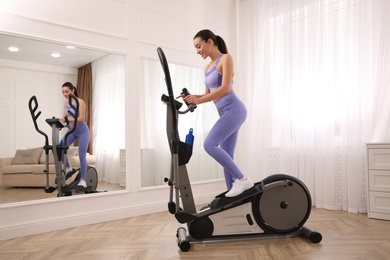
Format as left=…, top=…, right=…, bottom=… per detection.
left=177, top=227, right=191, bottom=252
left=309, top=231, right=322, bottom=243
left=86, top=166, right=98, bottom=191
left=253, top=174, right=312, bottom=234
left=179, top=240, right=191, bottom=252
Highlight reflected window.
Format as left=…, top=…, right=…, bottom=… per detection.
left=140, top=59, right=223, bottom=187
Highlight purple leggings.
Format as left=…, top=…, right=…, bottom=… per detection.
left=204, top=92, right=247, bottom=189
left=64, top=122, right=90, bottom=180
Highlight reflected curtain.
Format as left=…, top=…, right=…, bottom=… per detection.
left=237, top=0, right=388, bottom=212
left=91, top=54, right=125, bottom=184
left=77, top=63, right=93, bottom=153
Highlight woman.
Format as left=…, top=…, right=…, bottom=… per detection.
left=61, top=82, right=90, bottom=188
left=179, top=29, right=253, bottom=197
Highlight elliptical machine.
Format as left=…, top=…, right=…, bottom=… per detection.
left=157, top=47, right=322, bottom=252
left=28, top=94, right=98, bottom=197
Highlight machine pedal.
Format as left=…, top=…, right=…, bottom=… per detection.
left=210, top=182, right=264, bottom=209
left=44, top=186, right=56, bottom=193
left=175, top=210, right=197, bottom=224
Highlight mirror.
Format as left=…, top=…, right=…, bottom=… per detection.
left=140, top=58, right=224, bottom=187
left=0, top=34, right=126, bottom=204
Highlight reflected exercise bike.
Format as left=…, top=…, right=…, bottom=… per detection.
left=28, top=94, right=98, bottom=197
left=157, top=47, right=322, bottom=252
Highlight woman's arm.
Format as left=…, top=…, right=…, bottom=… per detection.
left=77, top=99, right=86, bottom=122
left=61, top=101, right=67, bottom=122
left=192, top=87, right=210, bottom=98
left=177, top=84, right=210, bottom=100
left=199, top=54, right=233, bottom=103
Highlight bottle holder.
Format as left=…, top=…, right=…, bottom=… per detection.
left=178, top=141, right=193, bottom=165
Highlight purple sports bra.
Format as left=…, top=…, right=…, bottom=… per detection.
left=66, top=103, right=77, bottom=119
left=204, top=54, right=233, bottom=93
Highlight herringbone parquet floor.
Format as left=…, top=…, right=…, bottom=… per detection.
left=0, top=208, right=389, bottom=260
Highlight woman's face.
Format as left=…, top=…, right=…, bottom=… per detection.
left=193, top=37, right=211, bottom=59
left=62, top=86, right=73, bottom=99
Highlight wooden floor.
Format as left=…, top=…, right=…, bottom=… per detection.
left=0, top=208, right=389, bottom=259
left=0, top=181, right=124, bottom=204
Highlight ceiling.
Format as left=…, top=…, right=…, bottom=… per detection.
left=0, top=34, right=109, bottom=68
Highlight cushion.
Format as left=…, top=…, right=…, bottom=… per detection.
left=1, top=164, right=43, bottom=174
left=11, top=147, right=42, bottom=165
left=39, top=147, right=79, bottom=164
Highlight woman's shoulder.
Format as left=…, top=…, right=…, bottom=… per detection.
left=76, top=97, right=85, bottom=104
left=219, top=53, right=234, bottom=68
left=221, top=53, right=233, bottom=61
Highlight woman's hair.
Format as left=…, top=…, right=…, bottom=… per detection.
left=62, top=82, right=78, bottom=97
left=194, top=29, right=228, bottom=54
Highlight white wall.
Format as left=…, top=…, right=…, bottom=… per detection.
left=0, top=0, right=237, bottom=240
left=0, top=59, right=77, bottom=157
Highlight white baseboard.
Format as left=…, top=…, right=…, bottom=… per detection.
left=0, top=192, right=216, bottom=240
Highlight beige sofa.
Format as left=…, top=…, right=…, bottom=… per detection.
left=0, top=147, right=96, bottom=187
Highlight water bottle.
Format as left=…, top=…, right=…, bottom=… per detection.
left=185, top=128, right=194, bottom=145
left=59, top=139, right=64, bottom=146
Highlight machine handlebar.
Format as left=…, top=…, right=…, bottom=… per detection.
left=180, top=88, right=197, bottom=112
left=157, top=47, right=180, bottom=153
left=28, top=95, right=49, bottom=147
left=28, top=94, right=79, bottom=147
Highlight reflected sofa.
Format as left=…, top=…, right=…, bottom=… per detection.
left=0, top=147, right=96, bottom=187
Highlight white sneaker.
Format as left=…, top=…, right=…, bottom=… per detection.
left=77, top=179, right=87, bottom=188
left=225, top=177, right=254, bottom=197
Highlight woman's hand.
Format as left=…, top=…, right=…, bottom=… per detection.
left=183, top=95, right=200, bottom=104
left=177, top=94, right=199, bottom=104
left=177, top=92, right=202, bottom=104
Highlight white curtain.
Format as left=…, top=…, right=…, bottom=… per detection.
left=92, top=54, right=125, bottom=184
left=237, top=0, right=390, bottom=213
left=140, top=59, right=223, bottom=187
left=371, top=0, right=390, bottom=141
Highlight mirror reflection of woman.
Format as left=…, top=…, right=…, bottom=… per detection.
left=61, top=82, right=90, bottom=188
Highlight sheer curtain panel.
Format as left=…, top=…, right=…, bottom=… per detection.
left=237, top=0, right=389, bottom=213
left=92, top=54, right=125, bottom=184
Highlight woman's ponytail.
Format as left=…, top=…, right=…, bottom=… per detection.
left=194, top=29, right=229, bottom=54
left=215, top=35, right=228, bottom=54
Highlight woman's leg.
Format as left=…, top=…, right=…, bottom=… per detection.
left=77, top=124, right=90, bottom=180
left=220, top=130, right=239, bottom=189
left=203, top=109, right=245, bottom=185
left=204, top=93, right=253, bottom=196
left=63, top=132, right=77, bottom=169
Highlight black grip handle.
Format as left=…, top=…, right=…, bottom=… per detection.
left=181, top=88, right=197, bottom=111
left=182, top=88, right=190, bottom=96
left=28, top=95, right=49, bottom=146
left=181, top=88, right=190, bottom=106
